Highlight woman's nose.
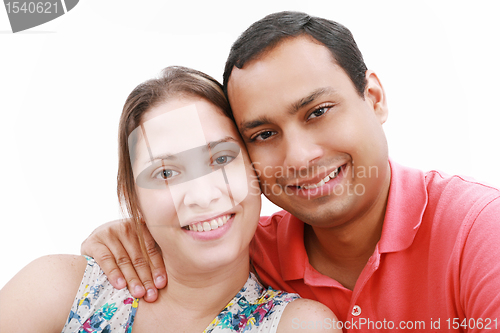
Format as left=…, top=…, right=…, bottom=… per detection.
left=182, top=172, right=223, bottom=209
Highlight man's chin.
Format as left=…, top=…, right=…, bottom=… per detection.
left=273, top=194, right=353, bottom=227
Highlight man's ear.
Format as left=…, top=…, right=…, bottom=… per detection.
left=364, top=70, right=388, bottom=124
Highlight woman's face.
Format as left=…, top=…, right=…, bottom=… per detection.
left=131, top=97, right=261, bottom=273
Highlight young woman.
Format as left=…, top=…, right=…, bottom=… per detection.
left=0, top=66, right=340, bottom=332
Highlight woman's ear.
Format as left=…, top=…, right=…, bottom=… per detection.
left=364, top=70, right=388, bottom=124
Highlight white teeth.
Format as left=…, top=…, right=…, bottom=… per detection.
left=185, top=214, right=232, bottom=232
left=203, top=222, right=211, bottom=232
left=300, top=167, right=341, bottom=190
left=329, top=168, right=340, bottom=178
left=210, top=220, right=219, bottom=229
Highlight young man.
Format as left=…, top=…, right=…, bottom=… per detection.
left=82, top=12, right=500, bottom=331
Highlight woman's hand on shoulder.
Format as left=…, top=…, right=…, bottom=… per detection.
left=278, top=298, right=342, bottom=332
left=0, top=254, right=87, bottom=333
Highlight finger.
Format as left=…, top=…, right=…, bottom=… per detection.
left=141, top=223, right=167, bottom=290
left=81, top=224, right=128, bottom=290
left=106, top=221, right=151, bottom=299
left=80, top=241, right=127, bottom=290
left=127, top=223, right=163, bottom=302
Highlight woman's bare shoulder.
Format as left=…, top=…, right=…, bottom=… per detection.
left=0, top=254, right=87, bottom=333
left=277, top=298, right=342, bottom=333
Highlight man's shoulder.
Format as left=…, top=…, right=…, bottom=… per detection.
left=258, top=210, right=292, bottom=227
left=256, top=210, right=305, bottom=239
left=417, top=168, right=500, bottom=247
left=424, top=168, right=500, bottom=208
left=391, top=160, right=500, bottom=209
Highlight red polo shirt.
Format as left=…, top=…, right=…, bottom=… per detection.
left=250, top=160, right=500, bottom=332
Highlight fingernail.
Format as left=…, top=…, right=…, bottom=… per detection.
left=155, top=275, right=165, bottom=286
left=134, top=285, right=145, bottom=295
left=147, top=289, right=156, bottom=298
left=117, top=278, right=126, bottom=287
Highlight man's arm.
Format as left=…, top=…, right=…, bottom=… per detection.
left=459, top=196, right=500, bottom=332
left=80, top=218, right=167, bottom=302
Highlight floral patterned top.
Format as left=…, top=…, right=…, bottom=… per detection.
left=61, top=256, right=138, bottom=333
left=62, top=256, right=300, bottom=332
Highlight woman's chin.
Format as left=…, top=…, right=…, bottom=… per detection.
left=169, top=246, right=247, bottom=276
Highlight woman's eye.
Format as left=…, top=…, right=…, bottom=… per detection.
left=155, top=169, right=179, bottom=180
left=307, top=107, right=328, bottom=120
left=212, top=155, right=235, bottom=166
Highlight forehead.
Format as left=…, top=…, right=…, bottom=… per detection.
left=227, top=36, right=356, bottom=123
left=142, top=97, right=237, bottom=145
left=131, top=98, right=239, bottom=167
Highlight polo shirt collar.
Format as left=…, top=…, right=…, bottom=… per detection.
left=378, top=159, right=428, bottom=253
left=277, top=212, right=308, bottom=281
left=276, top=159, right=428, bottom=282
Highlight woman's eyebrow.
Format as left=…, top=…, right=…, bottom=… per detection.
left=145, top=136, right=239, bottom=166
left=207, top=136, right=238, bottom=150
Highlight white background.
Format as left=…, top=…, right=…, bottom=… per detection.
left=1, top=1, right=499, bottom=289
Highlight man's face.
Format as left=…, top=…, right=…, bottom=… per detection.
left=227, top=36, right=390, bottom=227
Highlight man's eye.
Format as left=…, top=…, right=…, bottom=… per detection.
left=253, top=130, right=276, bottom=142
left=307, top=107, right=328, bottom=120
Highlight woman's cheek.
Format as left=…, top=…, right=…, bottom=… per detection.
left=225, top=156, right=250, bottom=206
left=139, top=188, right=178, bottom=227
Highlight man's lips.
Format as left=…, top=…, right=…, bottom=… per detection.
left=286, top=165, right=345, bottom=189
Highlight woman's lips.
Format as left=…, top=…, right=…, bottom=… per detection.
left=183, top=213, right=232, bottom=232
left=183, top=214, right=235, bottom=241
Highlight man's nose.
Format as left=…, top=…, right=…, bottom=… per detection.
left=282, top=130, right=324, bottom=174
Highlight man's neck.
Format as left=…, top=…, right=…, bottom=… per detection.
left=304, top=168, right=391, bottom=290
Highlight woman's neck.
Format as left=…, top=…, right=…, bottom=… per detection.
left=149, top=251, right=250, bottom=325
left=166, top=255, right=249, bottom=313
left=132, top=246, right=253, bottom=332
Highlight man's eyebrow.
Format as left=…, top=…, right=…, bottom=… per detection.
left=145, top=136, right=238, bottom=166
left=238, top=87, right=336, bottom=132
left=239, top=116, right=273, bottom=133
left=289, top=87, right=336, bottom=115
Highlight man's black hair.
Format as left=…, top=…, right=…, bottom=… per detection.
left=223, top=11, right=368, bottom=99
